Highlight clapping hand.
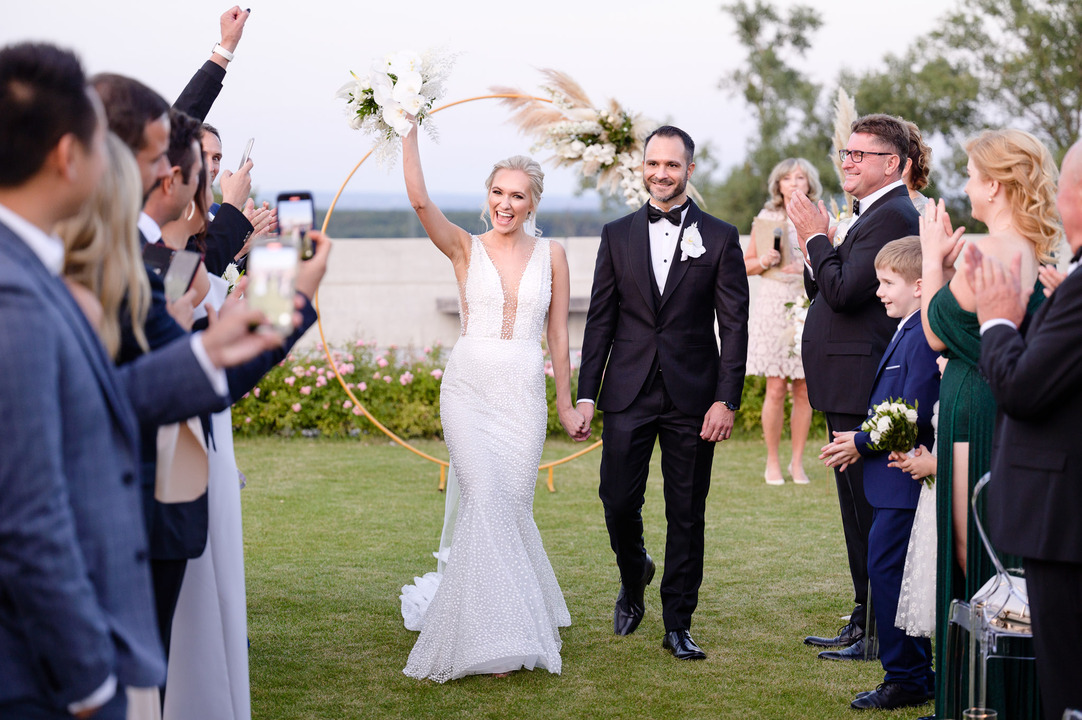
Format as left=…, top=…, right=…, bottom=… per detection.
left=1038, top=264, right=1067, bottom=297
left=920, top=200, right=966, bottom=274
left=962, top=243, right=1030, bottom=327
left=820, top=431, right=860, bottom=472
left=785, top=190, right=830, bottom=257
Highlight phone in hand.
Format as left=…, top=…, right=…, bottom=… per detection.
left=246, top=236, right=298, bottom=335
left=162, top=249, right=202, bottom=303
left=238, top=137, right=255, bottom=170
left=142, top=243, right=174, bottom=280
left=276, top=191, right=315, bottom=260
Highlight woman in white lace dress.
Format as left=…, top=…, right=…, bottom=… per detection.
left=743, top=158, right=820, bottom=485
left=397, top=119, right=583, bottom=682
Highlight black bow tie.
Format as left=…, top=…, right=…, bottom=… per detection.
left=852, top=198, right=861, bottom=216
left=647, top=201, right=688, bottom=225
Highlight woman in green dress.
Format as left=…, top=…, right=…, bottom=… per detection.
left=921, top=129, right=1062, bottom=718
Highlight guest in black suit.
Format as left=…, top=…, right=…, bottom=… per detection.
left=967, top=139, right=1082, bottom=720
left=787, top=114, right=920, bottom=660
left=576, top=126, right=749, bottom=660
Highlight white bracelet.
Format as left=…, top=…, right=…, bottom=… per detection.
left=212, top=43, right=234, bottom=62
left=759, top=256, right=770, bottom=270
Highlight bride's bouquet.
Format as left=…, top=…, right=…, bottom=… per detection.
left=336, top=48, right=456, bottom=164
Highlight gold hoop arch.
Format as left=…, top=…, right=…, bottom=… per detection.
left=314, top=93, right=603, bottom=492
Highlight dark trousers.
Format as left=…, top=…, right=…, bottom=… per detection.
left=1024, top=557, right=1082, bottom=720
left=825, top=412, right=874, bottom=629
left=152, top=557, right=188, bottom=658
left=869, top=507, right=934, bottom=692
left=599, top=371, right=716, bottom=632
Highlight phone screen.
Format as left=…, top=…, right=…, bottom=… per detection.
left=162, top=249, right=201, bottom=303
left=277, top=192, right=315, bottom=260
left=247, top=238, right=298, bottom=335
left=238, top=137, right=255, bottom=170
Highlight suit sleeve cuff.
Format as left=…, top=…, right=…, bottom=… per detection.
left=68, top=674, right=116, bottom=715
left=190, top=332, right=229, bottom=397
left=979, top=318, right=1018, bottom=335
left=575, top=398, right=595, bottom=406
left=200, top=59, right=227, bottom=83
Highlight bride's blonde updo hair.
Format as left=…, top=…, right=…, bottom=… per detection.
left=482, top=156, right=545, bottom=234
left=966, top=129, right=1062, bottom=264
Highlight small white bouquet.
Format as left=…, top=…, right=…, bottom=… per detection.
left=336, top=48, right=456, bottom=164
left=783, top=295, right=810, bottom=358
left=862, top=398, right=919, bottom=454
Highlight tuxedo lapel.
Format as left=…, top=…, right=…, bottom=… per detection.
left=657, top=201, right=701, bottom=312
left=628, top=205, right=656, bottom=312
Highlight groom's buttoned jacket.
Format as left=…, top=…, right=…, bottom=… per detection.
left=578, top=200, right=749, bottom=416
left=0, top=221, right=225, bottom=707
left=801, top=185, right=920, bottom=416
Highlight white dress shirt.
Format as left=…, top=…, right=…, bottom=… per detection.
left=648, top=202, right=689, bottom=295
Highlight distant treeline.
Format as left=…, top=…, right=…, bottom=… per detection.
left=318, top=209, right=623, bottom=239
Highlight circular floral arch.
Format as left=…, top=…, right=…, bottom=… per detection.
left=314, top=93, right=603, bottom=492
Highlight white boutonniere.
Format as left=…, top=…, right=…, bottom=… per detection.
left=223, top=262, right=243, bottom=294
left=680, top=222, right=706, bottom=261
left=833, top=215, right=855, bottom=248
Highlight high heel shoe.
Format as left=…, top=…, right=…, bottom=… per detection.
left=788, top=461, right=810, bottom=485
left=765, top=468, right=784, bottom=485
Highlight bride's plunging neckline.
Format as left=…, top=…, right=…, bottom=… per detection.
left=466, top=235, right=541, bottom=340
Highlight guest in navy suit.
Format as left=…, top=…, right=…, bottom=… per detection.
left=820, top=236, right=940, bottom=711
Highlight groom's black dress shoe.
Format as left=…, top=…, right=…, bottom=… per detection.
left=614, top=555, right=655, bottom=636
left=817, top=638, right=878, bottom=661
left=662, top=629, right=707, bottom=660
left=804, top=620, right=863, bottom=648
left=850, top=682, right=933, bottom=710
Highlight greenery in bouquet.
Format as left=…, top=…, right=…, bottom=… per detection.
left=336, top=48, right=456, bottom=165
left=783, top=295, right=810, bottom=358
left=861, top=398, right=919, bottom=453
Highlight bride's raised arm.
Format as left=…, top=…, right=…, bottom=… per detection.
left=402, top=121, right=471, bottom=269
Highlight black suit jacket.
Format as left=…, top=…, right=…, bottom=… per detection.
left=578, top=200, right=749, bottom=417
left=801, top=184, right=920, bottom=415
left=981, top=267, right=1082, bottom=564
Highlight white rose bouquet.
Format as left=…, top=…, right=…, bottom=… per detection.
left=862, top=398, right=920, bottom=454
left=336, top=48, right=456, bottom=165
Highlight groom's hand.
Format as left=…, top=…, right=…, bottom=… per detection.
left=700, top=402, right=733, bottom=442
left=573, top=401, right=595, bottom=442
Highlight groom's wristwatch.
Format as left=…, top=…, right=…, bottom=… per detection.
left=721, top=401, right=738, bottom=412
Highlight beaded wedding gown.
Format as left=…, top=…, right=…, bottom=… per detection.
left=401, top=235, right=570, bottom=683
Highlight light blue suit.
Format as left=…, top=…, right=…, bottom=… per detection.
left=0, top=220, right=223, bottom=714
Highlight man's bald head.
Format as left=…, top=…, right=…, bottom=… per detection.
left=1058, top=141, right=1082, bottom=252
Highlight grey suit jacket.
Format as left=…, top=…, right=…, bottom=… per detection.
left=0, top=220, right=222, bottom=708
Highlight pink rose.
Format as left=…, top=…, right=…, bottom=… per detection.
left=352, top=405, right=363, bottom=416
left=271, top=391, right=277, bottom=397
left=383, top=375, right=392, bottom=383
left=430, top=368, right=443, bottom=380
left=300, top=386, right=312, bottom=395
left=253, top=388, right=260, bottom=398
left=358, top=382, right=367, bottom=392
left=245, top=417, right=252, bottom=423
left=399, top=372, right=414, bottom=385
left=291, top=403, right=301, bottom=412
left=343, top=400, right=353, bottom=409
left=377, top=357, right=388, bottom=368
left=284, top=376, right=296, bottom=386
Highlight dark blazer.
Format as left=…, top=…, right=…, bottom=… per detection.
left=802, top=184, right=920, bottom=415
left=981, top=267, right=1082, bottom=563
left=578, top=200, right=749, bottom=416
left=854, top=311, right=941, bottom=509
left=0, top=221, right=224, bottom=706
left=174, top=60, right=225, bottom=123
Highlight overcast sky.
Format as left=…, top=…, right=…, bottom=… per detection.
left=5, top=0, right=955, bottom=208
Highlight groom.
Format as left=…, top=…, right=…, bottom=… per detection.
left=575, top=125, right=749, bottom=660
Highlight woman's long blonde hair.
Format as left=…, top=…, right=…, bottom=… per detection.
left=58, top=132, right=150, bottom=358
left=966, top=129, right=1062, bottom=264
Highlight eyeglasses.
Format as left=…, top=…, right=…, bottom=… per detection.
left=839, top=149, right=894, bottom=163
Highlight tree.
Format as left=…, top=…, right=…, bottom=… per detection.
left=701, top=1, right=839, bottom=233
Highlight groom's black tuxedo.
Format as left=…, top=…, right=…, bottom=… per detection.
left=800, top=182, right=919, bottom=634
left=981, top=265, right=1082, bottom=719
left=579, top=199, right=748, bottom=632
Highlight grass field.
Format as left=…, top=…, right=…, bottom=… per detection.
left=236, top=437, right=933, bottom=719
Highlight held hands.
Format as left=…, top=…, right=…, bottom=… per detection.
left=572, top=401, right=595, bottom=442
left=785, top=190, right=830, bottom=251
left=701, top=401, right=734, bottom=442
left=219, top=159, right=253, bottom=210
left=820, top=431, right=860, bottom=471
left=962, top=243, right=1029, bottom=327
left=920, top=199, right=966, bottom=272
left=888, top=445, right=936, bottom=482
left=559, top=405, right=590, bottom=441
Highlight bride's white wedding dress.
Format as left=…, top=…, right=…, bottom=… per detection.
left=400, top=235, right=570, bottom=682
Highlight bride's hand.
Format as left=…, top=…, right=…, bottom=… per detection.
left=561, top=405, right=590, bottom=441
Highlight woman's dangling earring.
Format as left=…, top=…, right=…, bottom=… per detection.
left=186, top=200, right=196, bottom=221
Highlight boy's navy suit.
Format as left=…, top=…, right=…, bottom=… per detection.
left=853, top=310, right=940, bottom=694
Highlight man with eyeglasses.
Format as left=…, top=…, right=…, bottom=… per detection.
left=786, top=114, right=921, bottom=675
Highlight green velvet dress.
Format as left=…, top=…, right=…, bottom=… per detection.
left=927, top=281, right=1044, bottom=719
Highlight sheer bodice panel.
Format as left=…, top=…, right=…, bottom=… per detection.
left=459, top=236, right=551, bottom=341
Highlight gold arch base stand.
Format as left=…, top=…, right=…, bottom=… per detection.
left=314, top=93, right=602, bottom=492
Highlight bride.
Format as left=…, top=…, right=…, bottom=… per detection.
left=397, top=118, right=584, bottom=682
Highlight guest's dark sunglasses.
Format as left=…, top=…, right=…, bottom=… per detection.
left=838, top=149, right=894, bottom=163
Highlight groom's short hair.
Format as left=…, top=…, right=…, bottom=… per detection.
left=644, top=125, right=695, bottom=165
left=0, top=42, right=97, bottom=186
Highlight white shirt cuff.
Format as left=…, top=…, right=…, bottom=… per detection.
left=576, top=398, right=595, bottom=406
left=68, top=674, right=116, bottom=715
left=979, top=318, right=1018, bottom=335
left=190, top=332, right=229, bottom=397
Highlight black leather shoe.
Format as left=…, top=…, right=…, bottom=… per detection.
left=613, top=555, right=655, bottom=636
left=850, top=682, right=933, bottom=710
left=662, top=629, right=706, bottom=660
left=804, top=620, right=863, bottom=648
left=817, top=638, right=879, bottom=661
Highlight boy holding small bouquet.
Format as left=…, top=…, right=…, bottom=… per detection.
left=819, top=236, right=940, bottom=711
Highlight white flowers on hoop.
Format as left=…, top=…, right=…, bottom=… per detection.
left=336, top=49, right=456, bottom=165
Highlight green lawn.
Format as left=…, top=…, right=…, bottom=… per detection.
left=236, top=437, right=931, bottom=719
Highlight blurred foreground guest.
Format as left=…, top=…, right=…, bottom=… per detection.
left=744, top=158, right=819, bottom=485
left=967, top=138, right=1082, bottom=720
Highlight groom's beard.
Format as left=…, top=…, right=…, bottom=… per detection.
left=645, top=172, right=689, bottom=205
